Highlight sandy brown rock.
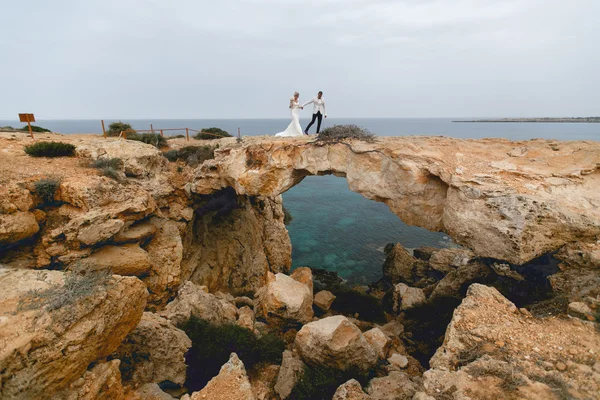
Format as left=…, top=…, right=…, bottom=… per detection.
left=132, top=383, right=175, bottom=400
left=314, top=290, right=336, bottom=311
left=249, top=363, right=280, bottom=400
left=191, top=353, right=255, bottom=400
left=0, top=267, right=147, bottom=399
left=59, top=360, right=125, bottom=400
left=159, top=281, right=236, bottom=326
left=294, top=316, right=378, bottom=371
left=0, top=210, right=39, bottom=246
left=115, top=312, right=191, bottom=385
left=290, top=267, right=313, bottom=295
left=363, top=327, right=391, bottom=359
left=382, top=243, right=418, bottom=284
left=393, top=283, right=426, bottom=311
left=425, top=284, right=600, bottom=400
left=113, top=221, right=157, bottom=244
left=332, top=379, right=368, bottom=400
left=365, top=371, right=418, bottom=400
left=237, top=306, right=255, bottom=331
left=192, top=136, right=600, bottom=265
left=274, top=350, right=305, bottom=399
left=78, top=244, right=152, bottom=276
left=255, top=272, right=313, bottom=326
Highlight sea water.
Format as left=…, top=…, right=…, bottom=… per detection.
left=2, top=118, right=596, bottom=282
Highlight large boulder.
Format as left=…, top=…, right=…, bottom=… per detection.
left=255, top=272, right=313, bottom=326
left=294, top=316, right=378, bottom=371
left=363, top=327, right=391, bottom=359
left=423, top=284, right=600, bottom=399
left=274, top=350, right=306, bottom=399
left=77, top=244, right=152, bottom=276
left=428, top=261, right=491, bottom=301
left=382, top=243, right=418, bottom=284
left=314, top=290, right=336, bottom=311
left=59, top=360, right=125, bottom=400
left=114, top=312, right=191, bottom=386
left=0, top=267, right=147, bottom=399
left=190, top=353, right=255, bottom=400
left=0, top=210, right=39, bottom=246
left=159, top=281, right=237, bottom=327
left=392, top=283, right=426, bottom=312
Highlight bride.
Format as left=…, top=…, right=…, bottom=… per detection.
left=275, top=92, right=304, bottom=137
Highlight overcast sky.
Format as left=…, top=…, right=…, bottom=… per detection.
left=1, top=0, right=598, bottom=119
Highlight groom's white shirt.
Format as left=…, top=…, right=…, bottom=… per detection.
left=303, top=97, right=326, bottom=116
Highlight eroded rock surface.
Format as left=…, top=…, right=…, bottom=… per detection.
left=255, top=272, right=313, bottom=326
left=190, top=353, right=255, bottom=400
left=294, top=316, right=378, bottom=371
left=0, top=267, right=147, bottom=399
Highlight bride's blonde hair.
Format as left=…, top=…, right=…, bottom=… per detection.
left=289, top=92, right=299, bottom=108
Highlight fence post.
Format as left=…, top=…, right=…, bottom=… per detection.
left=186, top=128, right=189, bottom=141
left=160, top=129, right=164, bottom=137
left=238, top=127, right=240, bottom=139
left=150, top=124, right=154, bottom=134
left=101, top=120, right=106, bottom=138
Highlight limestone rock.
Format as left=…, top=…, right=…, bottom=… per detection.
left=255, top=272, right=313, bottom=326
left=250, top=363, right=280, bottom=400
left=113, top=221, right=157, bottom=244
left=61, top=360, right=125, bottom=400
left=363, top=327, right=392, bottom=359
left=365, top=371, right=418, bottom=400
left=192, top=136, right=600, bottom=265
left=115, top=312, right=191, bottom=385
left=425, top=283, right=600, bottom=399
left=191, top=353, right=255, bottom=400
left=0, top=267, right=147, bottom=399
left=548, top=268, right=600, bottom=301
left=78, top=244, right=151, bottom=276
left=159, top=281, right=237, bottom=326
left=134, top=383, right=175, bottom=400
left=237, top=306, right=255, bottom=331
left=314, top=290, right=336, bottom=311
left=380, top=320, right=404, bottom=338
left=181, top=195, right=291, bottom=296
left=332, top=379, right=368, bottom=400
left=274, top=350, right=305, bottom=399
left=555, top=241, right=600, bottom=270
left=393, top=283, right=426, bottom=311
left=387, top=353, right=408, bottom=369
left=568, top=301, right=593, bottom=319
left=77, top=218, right=125, bottom=246
left=294, top=316, right=377, bottom=371
left=290, top=267, right=313, bottom=295
left=429, top=261, right=491, bottom=301
left=382, top=243, right=417, bottom=284
left=0, top=210, right=39, bottom=246
left=428, top=248, right=474, bottom=273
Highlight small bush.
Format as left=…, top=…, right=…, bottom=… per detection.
left=317, top=125, right=375, bottom=143
left=194, top=127, right=232, bottom=140
left=1, top=125, right=15, bottom=130
left=34, top=178, right=61, bottom=205
left=163, top=145, right=214, bottom=167
left=21, top=125, right=51, bottom=133
left=107, top=121, right=133, bottom=137
left=283, top=206, right=293, bottom=225
left=180, top=316, right=285, bottom=392
left=18, top=270, right=112, bottom=323
left=168, top=134, right=186, bottom=139
left=127, top=133, right=168, bottom=148
left=289, top=366, right=370, bottom=400
left=24, top=141, right=76, bottom=157
left=89, top=158, right=123, bottom=181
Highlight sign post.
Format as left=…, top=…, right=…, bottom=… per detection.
left=101, top=120, right=107, bottom=138
left=18, top=113, right=36, bottom=139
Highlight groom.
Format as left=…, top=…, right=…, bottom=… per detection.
left=303, top=91, right=327, bottom=134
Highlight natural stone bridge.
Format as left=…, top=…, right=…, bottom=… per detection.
left=193, top=136, right=600, bottom=264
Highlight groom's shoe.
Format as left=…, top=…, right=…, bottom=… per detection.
left=304, top=131, right=309, bottom=135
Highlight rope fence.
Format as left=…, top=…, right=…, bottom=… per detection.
left=100, top=120, right=240, bottom=141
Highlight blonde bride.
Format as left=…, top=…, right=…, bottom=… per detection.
left=275, top=92, right=304, bottom=137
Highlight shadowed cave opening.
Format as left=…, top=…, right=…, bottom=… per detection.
left=282, top=174, right=456, bottom=284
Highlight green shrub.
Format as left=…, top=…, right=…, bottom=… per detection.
left=34, top=178, right=61, bottom=205
left=180, top=316, right=285, bottom=392
left=1, top=125, right=15, bottom=130
left=163, top=145, right=214, bottom=167
left=289, top=366, right=371, bottom=400
left=127, top=133, right=168, bottom=148
left=106, top=121, right=133, bottom=137
left=20, top=125, right=51, bottom=133
left=89, top=158, right=123, bottom=181
left=283, top=206, right=293, bottom=225
left=194, top=127, right=232, bottom=140
left=168, top=134, right=186, bottom=139
left=317, top=125, right=375, bottom=143
left=24, top=141, right=76, bottom=157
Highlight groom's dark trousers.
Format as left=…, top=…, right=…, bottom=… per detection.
left=305, top=111, right=323, bottom=134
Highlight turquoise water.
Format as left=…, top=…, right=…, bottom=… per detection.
left=283, top=175, right=454, bottom=283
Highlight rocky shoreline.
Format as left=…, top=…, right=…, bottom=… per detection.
left=453, top=117, right=600, bottom=123
left=1, top=131, right=599, bottom=399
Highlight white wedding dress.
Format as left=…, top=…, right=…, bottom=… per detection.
left=275, top=100, right=304, bottom=137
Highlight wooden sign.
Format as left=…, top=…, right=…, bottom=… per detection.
left=19, top=113, right=35, bottom=123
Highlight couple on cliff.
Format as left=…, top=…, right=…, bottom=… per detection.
left=275, top=91, right=327, bottom=137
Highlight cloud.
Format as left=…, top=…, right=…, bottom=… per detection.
left=0, top=0, right=598, bottom=119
